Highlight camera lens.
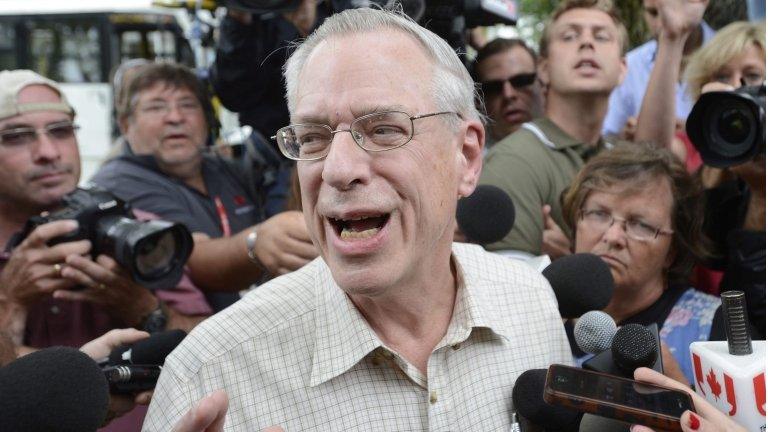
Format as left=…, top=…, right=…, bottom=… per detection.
left=101, top=218, right=192, bottom=290
left=717, top=108, right=751, bottom=144
left=135, top=230, right=177, bottom=278
left=705, top=98, right=756, bottom=158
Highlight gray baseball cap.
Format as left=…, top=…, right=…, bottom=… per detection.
left=0, top=69, right=75, bottom=121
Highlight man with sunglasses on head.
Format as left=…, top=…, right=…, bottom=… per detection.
left=479, top=0, right=628, bottom=259
left=0, top=69, right=212, bottom=430
left=473, top=38, right=543, bottom=149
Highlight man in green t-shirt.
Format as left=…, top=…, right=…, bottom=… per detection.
left=480, top=0, right=628, bottom=257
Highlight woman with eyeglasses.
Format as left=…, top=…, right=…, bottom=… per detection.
left=559, top=142, right=719, bottom=386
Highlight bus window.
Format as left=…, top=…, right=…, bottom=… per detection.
left=25, top=19, right=102, bottom=83
left=119, top=29, right=180, bottom=62
left=0, top=21, right=16, bottom=70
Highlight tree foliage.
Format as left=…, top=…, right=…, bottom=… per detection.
left=517, top=0, right=651, bottom=50
left=515, top=0, right=750, bottom=51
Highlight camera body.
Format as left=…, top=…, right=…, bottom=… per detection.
left=17, top=187, right=193, bottom=291
left=686, top=84, right=765, bottom=168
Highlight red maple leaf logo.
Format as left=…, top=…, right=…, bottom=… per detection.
left=707, top=369, right=722, bottom=401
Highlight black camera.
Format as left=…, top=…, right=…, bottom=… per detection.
left=16, top=187, right=193, bottom=291
left=686, top=84, right=766, bottom=168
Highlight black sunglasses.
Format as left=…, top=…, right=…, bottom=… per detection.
left=480, top=72, right=537, bottom=96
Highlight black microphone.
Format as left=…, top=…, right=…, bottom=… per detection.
left=103, top=364, right=163, bottom=394
left=582, top=323, right=664, bottom=378
left=105, top=329, right=186, bottom=366
left=0, top=346, right=109, bottom=432
left=542, top=253, right=614, bottom=319
left=456, top=184, right=515, bottom=245
left=512, top=369, right=582, bottom=432
left=101, top=329, right=186, bottom=394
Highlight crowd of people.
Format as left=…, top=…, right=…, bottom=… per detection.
left=0, top=0, right=763, bottom=431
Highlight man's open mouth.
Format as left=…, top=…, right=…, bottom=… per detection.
left=329, top=213, right=390, bottom=240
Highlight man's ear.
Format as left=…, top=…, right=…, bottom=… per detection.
left=457, top=118, right=484, bottom=198
left=118, top=115, right=130, bottom=136
left=537, top=58, right=550, bottom=88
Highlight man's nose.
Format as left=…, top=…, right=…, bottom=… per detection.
left=578, top=34, right=596, bottom=50
left=321, top=130, right=372, bottom=190
left=502, top=81, right=518, bottom=99
left=32, top=131, right=61, bottom=163
left=164, top=105, right=186, bottom=123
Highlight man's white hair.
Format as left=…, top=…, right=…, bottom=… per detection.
left=283, top=7, right=480, bottom=125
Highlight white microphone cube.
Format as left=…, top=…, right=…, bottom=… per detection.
left=690, top=340, right=766, bottom=431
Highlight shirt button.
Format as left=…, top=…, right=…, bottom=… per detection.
left=451, top=343, right=461, bottom=350
left=50, top=305, right=60, bottom=314
left=429, top=391, right=438, bottom=404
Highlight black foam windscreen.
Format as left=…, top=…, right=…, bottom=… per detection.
left=542, top=253, right=614, bottom=318
left=0, top=346, right=109, bottom=432
left=611, top=324, right=658, bottom=374
left=512, top=369, right=582, bottom=431
left=582, top=323, right=664, bottom=378
left=456, top=184, right=515, bottom=245
left=108, top=329, right=186, bottom=366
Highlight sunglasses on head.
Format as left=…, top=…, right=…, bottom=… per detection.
left=480, top=72, right=537, bottom=96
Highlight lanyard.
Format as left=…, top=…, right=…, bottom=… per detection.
left=213, top=196, right=232, bottom=237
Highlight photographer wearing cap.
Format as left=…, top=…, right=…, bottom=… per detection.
left=0, top=69, right=211, bottom=430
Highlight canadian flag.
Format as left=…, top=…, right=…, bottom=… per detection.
left=690, top=341, right=766, bottom=432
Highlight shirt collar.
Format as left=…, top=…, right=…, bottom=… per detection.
left=309, top=265, right=382, bottom=387
left=309, top=247, right=512, bottom=387
left=444, top=249, right=513, bottom=343
left=527, top=117, right=608, bottom=157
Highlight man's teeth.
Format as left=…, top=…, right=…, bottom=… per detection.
left=340, top=227, right=380, bottom=239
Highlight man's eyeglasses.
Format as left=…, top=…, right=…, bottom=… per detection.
left=136, top=99, right=202, bottom=117
left=272, top=110, right=458, bottom=161
left=480, top=72, right=537, bottom=96
left=579, top=209, right=674, bottom=242
left=0, top=121, right=79, bottom=148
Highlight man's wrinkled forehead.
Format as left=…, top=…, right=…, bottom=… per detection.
left=292, top=30, right=434, bottom=113
left=552, top=8, right=620, bottom=34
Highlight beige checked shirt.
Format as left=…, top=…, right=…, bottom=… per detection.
left=143, top=243, right=572, bottom=431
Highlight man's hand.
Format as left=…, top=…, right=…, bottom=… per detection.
left=52, top=254, right=158, bottom=327
left=79, top=327, right=149, bottom=359
left=80, top=328, right=154, bottom=426
left=254, top=211, right=318, bottom=276
left=172, top=390, right=229, bottom=432
left=0, top=220, right=87, bottom=306
left=541, top=205, right=571, bottom=260
left=657, top=0, right=708, bottom=40
left=172, top=391, right=285, bottom=432
left=631, top=367, right=747, bottom=432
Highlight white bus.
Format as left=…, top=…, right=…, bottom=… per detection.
left=0, top=0, right=205, bottom=182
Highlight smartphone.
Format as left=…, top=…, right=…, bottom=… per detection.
left=544, top=364, right=694, bottom=431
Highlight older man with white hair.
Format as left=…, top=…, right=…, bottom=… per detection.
left=144, top=8, right=571, bottom=431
